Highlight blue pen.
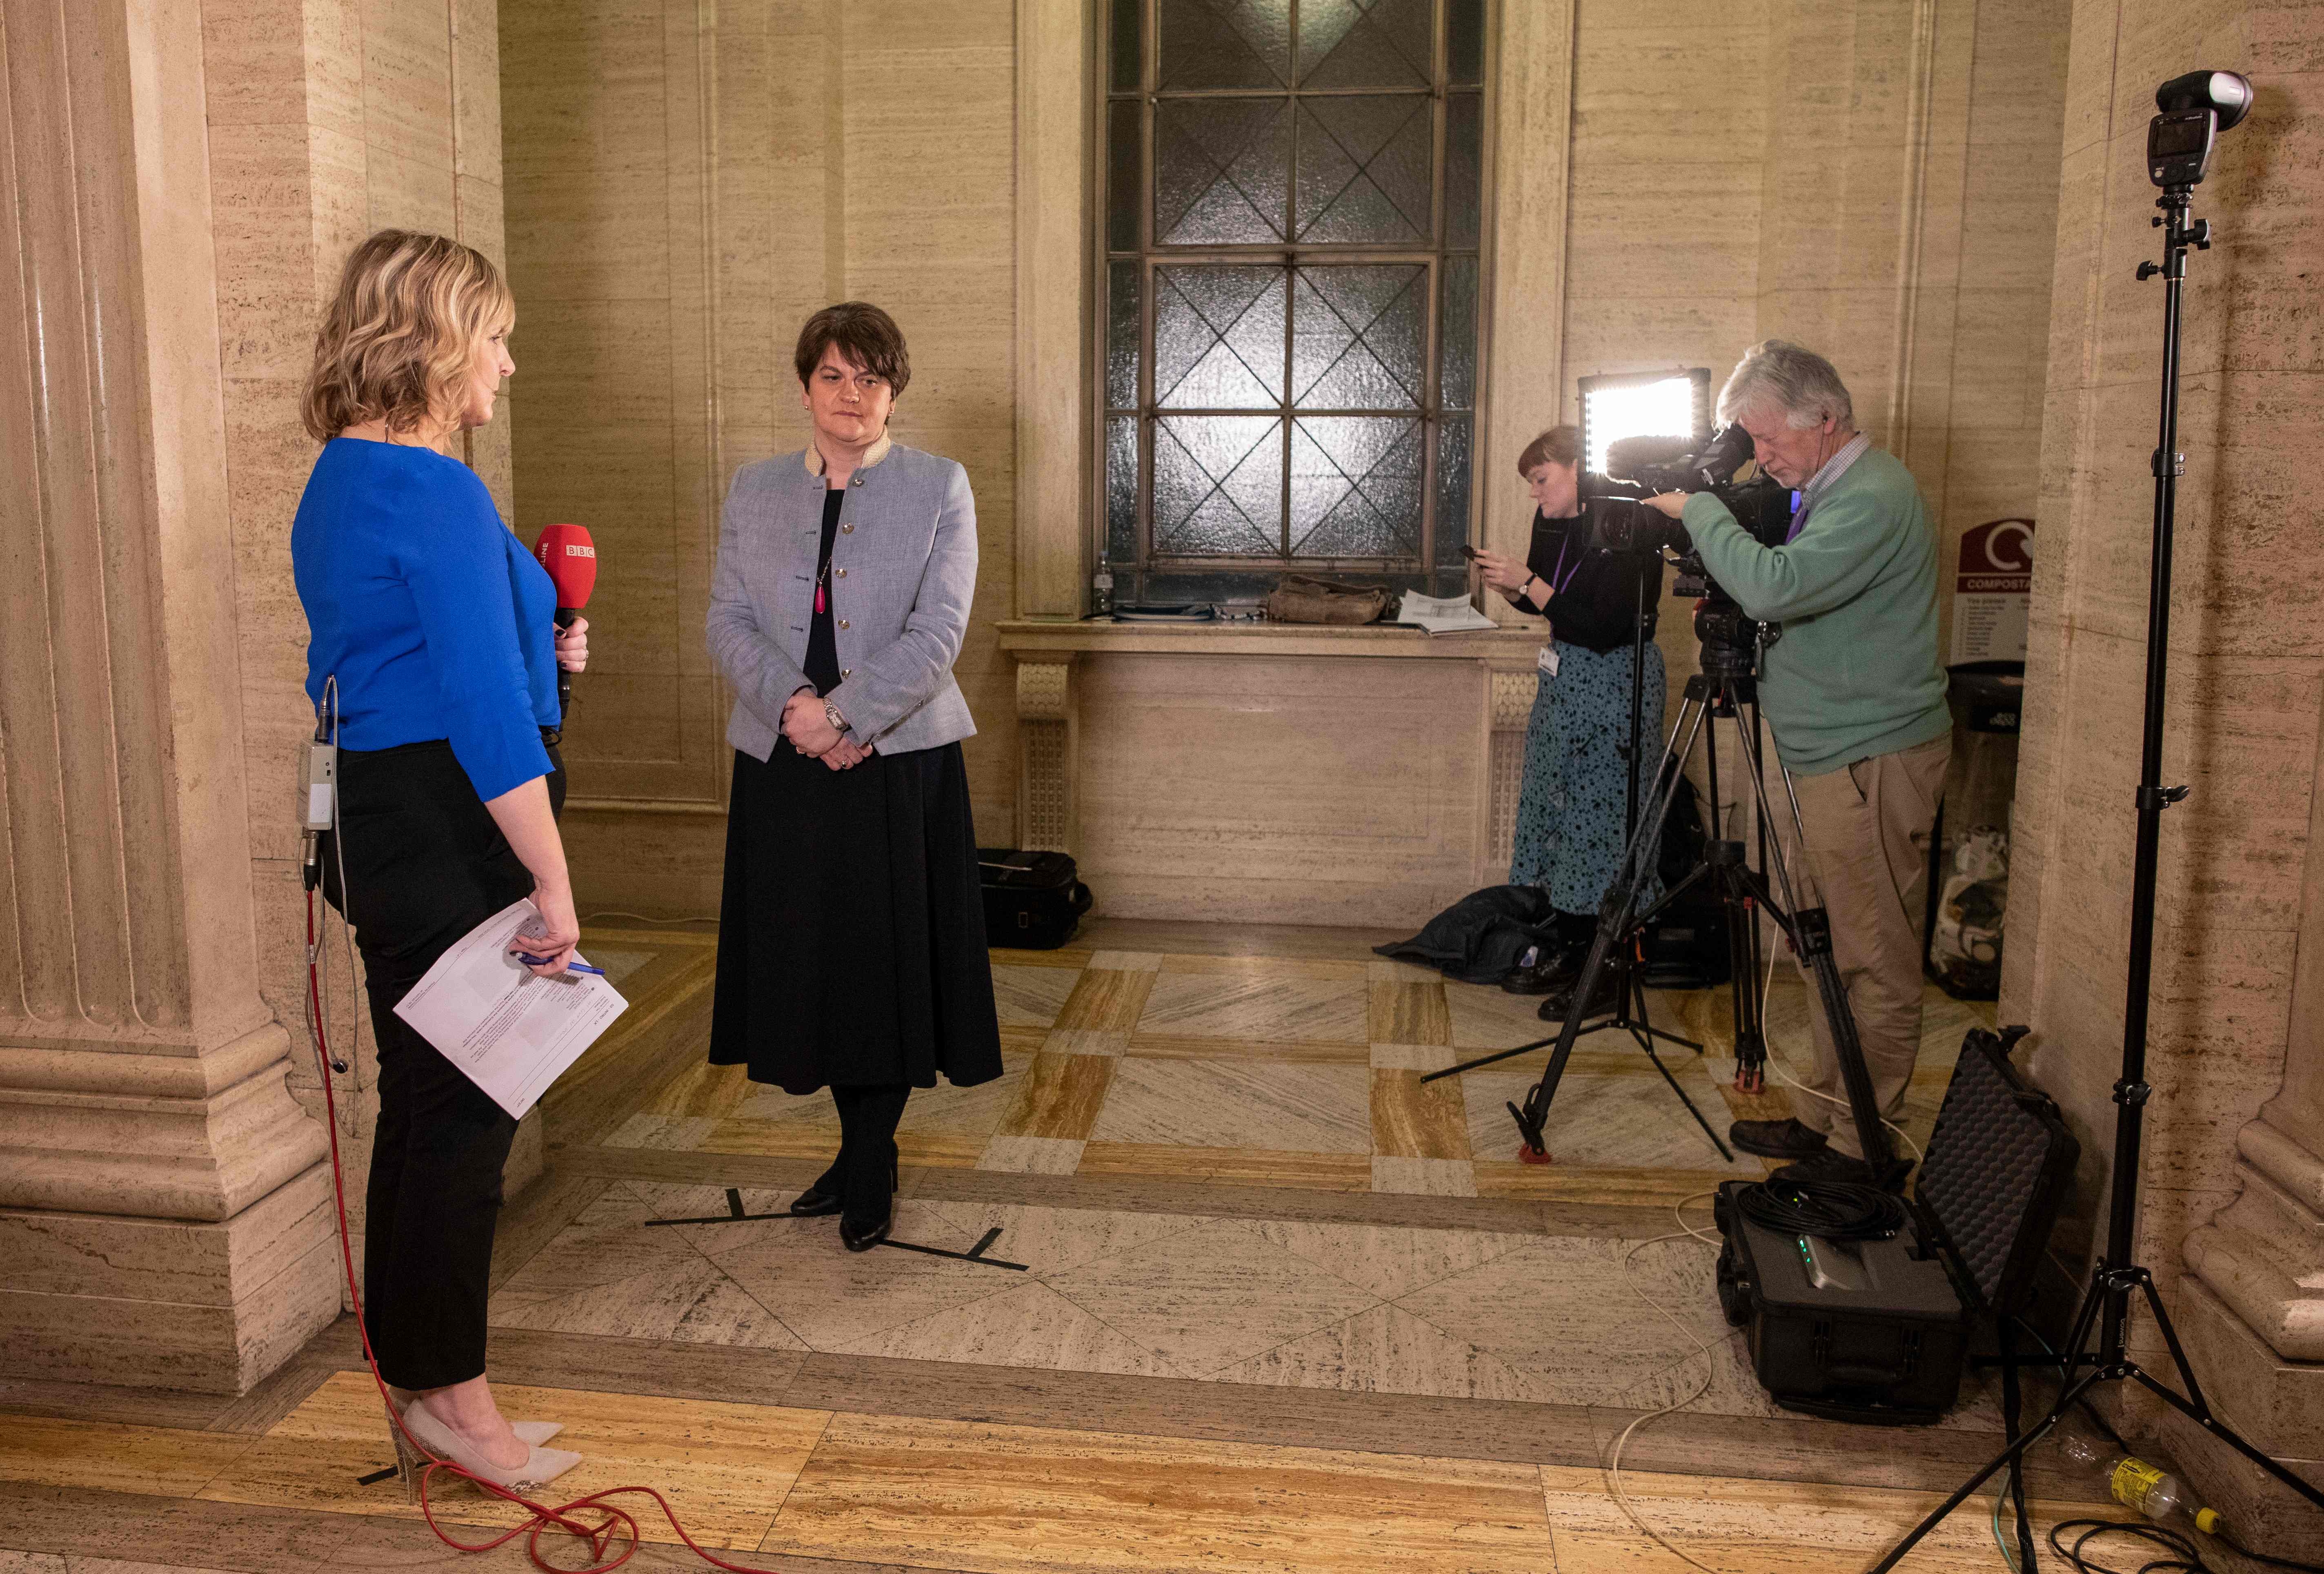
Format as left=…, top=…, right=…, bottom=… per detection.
left=516, top=953, right=605, bottom=975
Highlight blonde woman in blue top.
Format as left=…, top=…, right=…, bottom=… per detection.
left=293, top=230, right=586, bottom=1492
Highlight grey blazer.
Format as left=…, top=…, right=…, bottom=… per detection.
left=706, top=441, right=979, bottom=760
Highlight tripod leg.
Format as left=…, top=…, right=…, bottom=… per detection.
left=1512, top=694, right=1709, bottom=1157
left=1425, top=1034, right=1560, bottom=1082
left=2124, top=1272, right=2324, bottom=1513
left=1638, top=1033, right=1735, bottom=1161
left=1999, top=1319, right=2038, bottom=1572
left=1738, top=704, right=1772, bottom=1093
left=1728, top=715, right=1897, bottom=1179
left=2126, top=1365, right=2324, bottom=1512
left=1870, top=1366, right=2112, bottom=1574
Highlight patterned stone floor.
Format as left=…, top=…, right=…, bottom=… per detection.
left=490, top=922, right=2006, bottom=1428
left=4, top=919, right=2133, bottom=1574
left=592, top=936, right=1995, bottom=1203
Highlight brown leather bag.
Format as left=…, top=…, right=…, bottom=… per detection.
left=1263, top=573, right=1391, bottom=626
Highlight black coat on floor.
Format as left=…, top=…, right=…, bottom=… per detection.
left=1375, top=885, right=1563, bottom=985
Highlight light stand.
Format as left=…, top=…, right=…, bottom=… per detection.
left=1872, top=70, right=2324, bottom=1570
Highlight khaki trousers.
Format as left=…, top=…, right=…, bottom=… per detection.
left=1771, top=733, right=1951, bottom=1159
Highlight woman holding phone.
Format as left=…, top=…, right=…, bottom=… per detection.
left=1471, top=426, right=1665, bottom=1013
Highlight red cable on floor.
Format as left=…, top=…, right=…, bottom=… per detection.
left=307, top=888, right=800, bottom=1573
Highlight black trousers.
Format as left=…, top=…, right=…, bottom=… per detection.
left=324, top=737, right=560, bottom=1391
left=814, top=1084, right=910, bottom=1225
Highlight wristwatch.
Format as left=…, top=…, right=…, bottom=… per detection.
left=823, top=699, right=850, bottom=735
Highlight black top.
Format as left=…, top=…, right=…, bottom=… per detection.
left=805, top=486, right=844, bottom=695
left=1514, top=509, right=1661, bottom=652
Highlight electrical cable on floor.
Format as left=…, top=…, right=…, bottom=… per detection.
left=1590, top=1192, right=1735, bottom=1574
left=1976, top=1319, right=2324, bottom=1573
left=306, top=894, right=802, bottom=1571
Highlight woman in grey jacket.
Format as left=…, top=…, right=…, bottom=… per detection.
left=704, top=301, right=1001, bottom=1250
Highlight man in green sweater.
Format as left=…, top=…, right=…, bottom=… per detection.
left=1644, top=340, right=1952, bottom=1183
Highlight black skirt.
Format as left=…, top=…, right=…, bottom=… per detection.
left=709, top=740, right=1003, bottom=1095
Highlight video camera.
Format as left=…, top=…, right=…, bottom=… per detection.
left=1580, top=425, right=1797, bottom=678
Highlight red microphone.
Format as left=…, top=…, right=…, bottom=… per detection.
left=533, top=523, right=598, bottom=724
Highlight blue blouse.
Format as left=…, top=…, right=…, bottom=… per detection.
left=292, top=438, right=558, bottom=802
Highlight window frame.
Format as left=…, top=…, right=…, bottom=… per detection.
left=1093, top=0, right=1489, bottom=601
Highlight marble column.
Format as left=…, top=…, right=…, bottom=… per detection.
left=204, top=0, right=540, bottom=1265
left=2177, top=688, right=2324, bottom=1543
left=0, top=0, right=338, bottom=1393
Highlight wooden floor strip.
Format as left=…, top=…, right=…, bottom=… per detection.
left=1473, top=1162, right=1754, bottom=1203
left=197, top=1372, right=831, bottom=1552
left=759, top=1411, right=1559, bottom=1574
left=0, top=1414, right=256, bottom=1498
left=1119, top=1034, right=1370, bottom=1064
left=1076, top=1142, right=1373, bottom=1192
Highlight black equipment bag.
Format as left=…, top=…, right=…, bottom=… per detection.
left=1911, top=1025, right=2080, bottom=1317
left=1639, top=774, right=1732, bottom=989
left=1714, top=1182, right=1968, bottom=1425
left=978, top=848, right=1092, bottom=949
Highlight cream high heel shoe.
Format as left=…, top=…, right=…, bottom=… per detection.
left=386, top=1385, right=563, bottom=1444
left=394, top=1397, right=583, bottom=1497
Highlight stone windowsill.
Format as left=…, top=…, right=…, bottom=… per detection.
left=993, top=617, right=1543, bottom=660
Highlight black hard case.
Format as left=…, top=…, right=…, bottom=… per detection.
left=1715, top=1184, right=1968, bottom=1423
left=978, top=848, right=1092, bottom=950
left=1910, top=1025, right=2081, bottom=1318
left=1712, top=1026, right=2079, bottom=1425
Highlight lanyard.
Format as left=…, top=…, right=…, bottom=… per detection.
left=1541, top=530, right=1584, bottom=599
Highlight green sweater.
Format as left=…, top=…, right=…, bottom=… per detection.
left=1681, top=447, right=1950, bottom=777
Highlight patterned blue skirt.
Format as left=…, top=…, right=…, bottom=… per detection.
left=1509, top=639, right=1667, bottom=915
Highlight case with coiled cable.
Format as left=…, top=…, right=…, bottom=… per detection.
left=1714, top=1180, right=1967, bottom=1423
left=1711, top=1025, right=2078, bottom=1425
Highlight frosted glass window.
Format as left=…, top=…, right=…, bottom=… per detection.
left=1103, top=0, right=1486, bottom=590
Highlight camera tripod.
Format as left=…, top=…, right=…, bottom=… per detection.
left=1425, top=553, right=1728, bottom=1162
left=1872, top=87, right=2324, bottom=1569
left=1500, top=651, right=1898, bottom=1178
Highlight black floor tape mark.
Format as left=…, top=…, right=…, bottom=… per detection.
left=640, top=1187, right=1027, bottom=1269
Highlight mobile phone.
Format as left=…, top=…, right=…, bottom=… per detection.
left=1459, top=545, right=1480, bottom=559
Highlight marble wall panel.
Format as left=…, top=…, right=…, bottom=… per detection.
left=361, top=0, right=457, bottom=171
left=1075, top=657, right=1488, bottom=926
left=508, top=0, right=1027, bottom=912
left=839, top=0, right=1020, bottom=824
left=519, top=0, right=2079, bottom=926
left=1561, top=167, right=1764, bottom=308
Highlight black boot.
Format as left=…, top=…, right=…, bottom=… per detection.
left=1537, top=962, right=1621, bottom=1022
left=789, top=1157, right=846, bottom=1217
left=841, top=1160, right=899, bottom=1252
left=834, top=1084, right=908, bottom=1251
left=1501, top=940, right=1585, bottom=996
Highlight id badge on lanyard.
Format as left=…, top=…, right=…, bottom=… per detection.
left=1537, top=643, right=1560, bottom=678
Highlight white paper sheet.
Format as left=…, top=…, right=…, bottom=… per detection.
left=1394, top=590, right=1500, bottom=636
left=391, top=898, right=629, bottom=1120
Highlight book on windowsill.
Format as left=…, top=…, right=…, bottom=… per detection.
left=1392, top=591, right=1500, bottom=636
